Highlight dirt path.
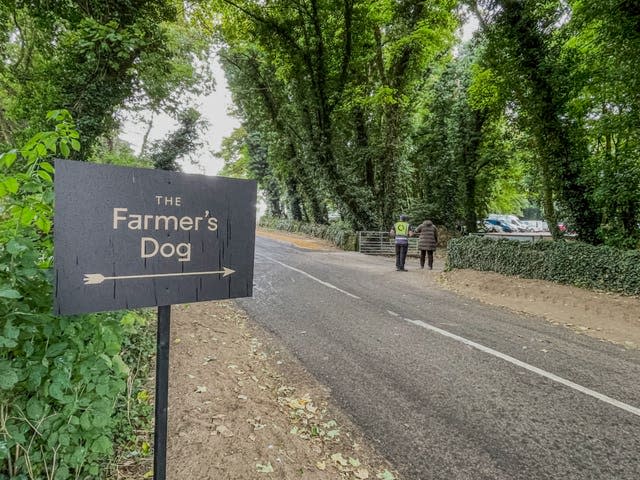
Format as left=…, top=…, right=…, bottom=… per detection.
left=166, top=301, right=397, bottom=480
left=160, top=228, right=639, bottom=479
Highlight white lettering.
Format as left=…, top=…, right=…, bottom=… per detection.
left=179, top=216, right=194, bottom=230
left=154, top=215, right=178, bottom=231
left=176, top=243, right=191, bottom=261
left=140, top=237, right=191, bottom=262
left=128, top=214, right=142, bottom=230
left=141, top=237, right=159, bottom=258
left=207, top=217, right=218, bottom=231
left=113, top=208, right=128, bottom=229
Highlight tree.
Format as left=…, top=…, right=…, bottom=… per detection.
left=200, top=0, right=458, bottom=229
left=149, top=108, right=207, bottom=171
left=0, top=1, right=213, bottom=152
left=469, top=0, right=603, bottom=242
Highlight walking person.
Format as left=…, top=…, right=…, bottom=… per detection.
left=390, top=214, right=412, bottom=271
left=415, top=219, right=438, bottom=270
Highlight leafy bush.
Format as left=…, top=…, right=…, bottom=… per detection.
left=0, top=111, right=153, bottom=479
left=259, top=217, right=358, bottom=251
left=447, top=235, right=640, bottom=296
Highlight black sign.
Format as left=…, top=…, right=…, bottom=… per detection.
left=54, top=160, right=257, bottom=315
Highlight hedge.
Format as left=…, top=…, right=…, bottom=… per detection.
left=447, top=235, right=640, bottom=296
left=258, top=217, right=358, bottom=251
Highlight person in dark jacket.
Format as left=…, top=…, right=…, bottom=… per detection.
left=390, top=214, right=413, bottom=271
left=415, top=219, right=438, bottom=269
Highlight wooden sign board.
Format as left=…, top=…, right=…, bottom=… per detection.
left=54, top=160, right=257, bottom=315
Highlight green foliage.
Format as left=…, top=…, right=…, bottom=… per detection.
left=0, top=0, right=212, bottom=152
left=205, top=0, right=458, bottom=230
left=259, top=216, right=358, bottom=251
left=149, top=108, right=207, bottom=171
left=447, top=236, right=640, bottom=296
left=0, top=112, right=153, bottom=479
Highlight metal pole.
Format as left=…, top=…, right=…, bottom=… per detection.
left=154, top=305, right=171, bottom=480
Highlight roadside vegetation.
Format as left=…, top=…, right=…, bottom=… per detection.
left=1, top=1, right=639, bottom=479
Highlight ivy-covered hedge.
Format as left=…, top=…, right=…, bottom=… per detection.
left=447, top=235, right=640, bottom=296
left=258, top=216, right=358, bottom=251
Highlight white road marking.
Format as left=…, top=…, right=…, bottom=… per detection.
left=403, top=317, right=640, bottom=418
left=258, top=255, right=361, bottom=300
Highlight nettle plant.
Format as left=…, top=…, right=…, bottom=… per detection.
left=0, top=111, right=140, bottom=480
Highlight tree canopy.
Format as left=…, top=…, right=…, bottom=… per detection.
left=0, top=0, right=638, bottom=246
left=202, top=0, right=640, bottom=247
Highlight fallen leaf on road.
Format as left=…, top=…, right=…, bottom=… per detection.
left=216, top=425, right=233, bottom=437
left=355, top=469, right=370, bottom=479
left=376, top=470, right=395, bottom=480
left=331, top=453, right=348, bottom=466
left=316, top=461, right=326, bottom=471
left=195, top=385, right=207, bottom=393
left=256, top=462, right=274, bottom=473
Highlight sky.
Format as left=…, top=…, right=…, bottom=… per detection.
left=119, top=57, right=240, bottom=176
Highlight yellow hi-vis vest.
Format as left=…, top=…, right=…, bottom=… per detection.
left=394, top=221, right=409, bottom=243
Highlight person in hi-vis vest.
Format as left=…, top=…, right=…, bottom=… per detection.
left=390, top=214, right=413, bottom=271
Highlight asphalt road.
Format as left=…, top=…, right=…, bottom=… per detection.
left=238, top=236, right=640, bottom=480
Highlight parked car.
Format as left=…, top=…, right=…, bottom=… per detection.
left=487, top=214, right=525, bottom=232
left=484, top=218, right=514, bottom=233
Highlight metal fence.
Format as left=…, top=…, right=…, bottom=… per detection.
left=357, top=231, right=420, bottom=256
left=357, top=230, right=558, bottom=256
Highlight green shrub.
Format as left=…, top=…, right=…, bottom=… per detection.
left=447, top=235, right=640, bottom=296
left=259, top=217, right=358, bottom=251
left=1, top=111, right=154, bottom=479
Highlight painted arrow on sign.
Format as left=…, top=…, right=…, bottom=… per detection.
left=83, top=267, right=236, bottom=285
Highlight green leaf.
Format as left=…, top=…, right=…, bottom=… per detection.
left=35, top=216, right=52, bottom=233
left=54, top=464, right=70, bottom=480
left=3, top=177, right=19, bottom=194
left=36, top=143, right=47, bottom=157
left=0, top=319, right=20, bottom=347
left=39, top=161, right=55, bottom=173
left=43, top=134, right=57, bottom=152
left=112, top=354, right=130, bottom=376
left=0, top=363, right=19, bottom=389
left=37, top=170, right=53, bottom=183
left=90, top=435, right=113, bottom=454
left=6, top=239, right=27, bottom=254
left=26, top=398, right=45, bottom=420
left=92, top=412, right=110, bottom=428
left=19, top=206, right=37, bottom=225
left=4, top=319, right=19, bottom=339
left=60, top=142, right=70, bottom=157
left=80, top=411, right=92, bottom=431
left=46, top=342, right=68, bottom=357
left=49, top=381, right=66, bottom=401
left=1, top=150, right=18, bottom=168
left=71, top=139, right=81, bottom=151
left=0, top=288, right=22, bottom=299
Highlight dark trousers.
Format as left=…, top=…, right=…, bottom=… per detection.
left=395, top=243, right=408, bottom=270
left=420, top=250, right=434, bottom=269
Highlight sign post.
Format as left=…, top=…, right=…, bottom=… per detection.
left=154, top=305, right=171, bottom=480
left=53, top=160, right=257, bottom=479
